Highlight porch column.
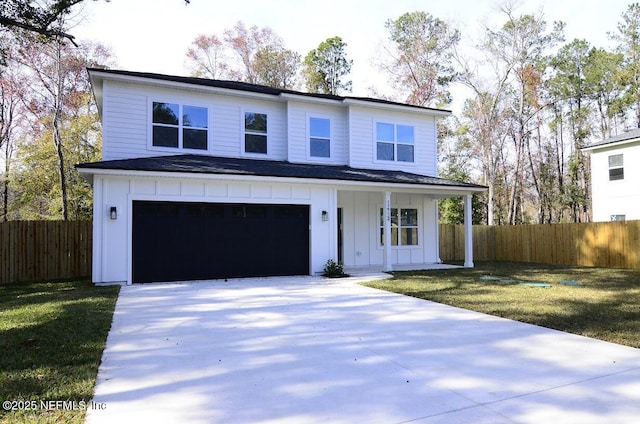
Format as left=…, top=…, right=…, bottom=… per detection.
left=383, top=191, right=392, bottom=272
left=464, top=194, right=474, bottom=267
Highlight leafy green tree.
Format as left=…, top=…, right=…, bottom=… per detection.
left=303, top=36, right=352, bottom=95
left=379, top=11, right=460, bottom=107
left=611, top=2, right=640, bottom=127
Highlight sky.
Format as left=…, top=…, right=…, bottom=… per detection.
left=71, top=0, right=632, bottom=112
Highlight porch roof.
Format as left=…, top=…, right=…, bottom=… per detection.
left=77, top=154, right=486, bottom=191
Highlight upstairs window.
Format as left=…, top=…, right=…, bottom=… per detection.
left=310, top=117, right=330, bottom=158
left=379, top=207, right=419, bottom=246
left=608, top=154, right=624, bottom=181
left=376, top=122, right=414, bottom=162
left=244, top=112, right=267, bottom=154
left=152, top=102, right=208, bottom=150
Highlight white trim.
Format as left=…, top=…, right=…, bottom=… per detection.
left=147, top=98, right=211, bottom=153
left=372, top=118, right=418, bottom=166
left=376, top=205, right=422, bottom=249
left=305, top=113, right=334, bottom=163
left=241, top=108, right=269, bottom=157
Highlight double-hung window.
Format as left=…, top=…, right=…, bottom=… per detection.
left=245, top=112, right=267, bottom=154
left=152, top=102, right=208, bottom=150
left=376, top=122, right=414, bottom=162
left=310, top=117, right=330, bottom=158
left=379, top=207, right=419, bottom=246
left=608, top=154, right=624, bottom=181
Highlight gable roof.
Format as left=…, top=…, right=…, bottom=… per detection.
left=582, top=128, right=640, bottom=151
left=87, top=68, right=452, bottom=117
left=77, top=154, right=486, bottom=192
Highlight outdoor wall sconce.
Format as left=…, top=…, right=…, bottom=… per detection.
left=110, top=206, right=117, bottom=220
left=322, top=210, right=328, bottom=221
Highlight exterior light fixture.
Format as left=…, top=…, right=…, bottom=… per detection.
left=321, top=210, right=328, bottom=221
left=110, top=206, right=117, bottom=220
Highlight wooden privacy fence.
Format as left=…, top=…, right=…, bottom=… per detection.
left=440, top=220, right=640, bottom=269
left=0, top=221, right=92, bottom=285
left=2, top=220, right=639, bottom=284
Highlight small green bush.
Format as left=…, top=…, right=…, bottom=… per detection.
left=323, top=259, right=345, bottom=277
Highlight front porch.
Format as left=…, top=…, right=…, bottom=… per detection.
left=336, top=188, right=478, bottom=272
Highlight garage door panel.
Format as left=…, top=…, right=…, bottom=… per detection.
left=132, top=201, right=309, bottom=283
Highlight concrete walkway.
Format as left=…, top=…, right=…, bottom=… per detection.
left=87, top=274, right=640, bottom=424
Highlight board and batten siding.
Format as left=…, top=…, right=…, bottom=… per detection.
left=590, top=141, right=640, bottom=222
left=286, top=100, right=349, bottom=165
left=101, top=80, right=288, bottom=162
left=92, top=174, right=337, bottom=284
left=337, top=191, right=439, bottom=268
left=347, top=105, right=437, bottom=176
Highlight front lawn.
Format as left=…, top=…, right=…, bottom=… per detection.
left=363, top=261, right=640, bottom=348
left=0, top=281, right=119, bottom=424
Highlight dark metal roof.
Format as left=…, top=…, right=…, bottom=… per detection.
left=86, top=68, right=452, bottom=115
left=583, top=128, right=640, bottom=150
left=77, top=154, right=486, bottom=190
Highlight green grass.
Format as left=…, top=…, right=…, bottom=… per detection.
left=0, top=281, right=119, bottom=424
left=363, top=261, right=640, bottom=349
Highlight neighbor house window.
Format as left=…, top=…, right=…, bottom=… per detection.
left=379, top=208, right=419, bottom=246
left=310, top=117, right=330, bottom=158
left=611, top=214, right=626, bottom=221
left=152, top=102, right=208, bottom=150
left=245, top=112, right=267, bottom=154
left=376, top=122, right=414, bottom=162
left=608, top=154, right=624, bottom=180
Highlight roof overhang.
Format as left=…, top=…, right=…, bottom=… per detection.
left=77, top=154, right=486, bottom=197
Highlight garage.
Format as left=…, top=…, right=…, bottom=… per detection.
left=132, top=201, right=310, bottom=283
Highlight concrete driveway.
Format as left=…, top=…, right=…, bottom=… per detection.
left=87, top=274, right=640, bottom=424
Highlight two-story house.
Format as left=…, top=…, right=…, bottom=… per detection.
left=77, top=69, right=486, bottom=285
left=583, top=129, right=640, bottom=222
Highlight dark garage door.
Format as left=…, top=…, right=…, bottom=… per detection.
left=132, top=201, right=310, bottom=283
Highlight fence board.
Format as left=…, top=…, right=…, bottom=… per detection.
left=0, top=221, right=92, bottom=285
left=440, top=220, right=640, bottom=269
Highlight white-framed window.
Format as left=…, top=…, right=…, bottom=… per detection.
left=611, top=214, right=626, bottom=221
left=379, top=207, right=419, bottom=246
left=608, top=154, right=624, bottom=181
left=376, top=122, right=414, bottom=162
left=151, top=102, right=208, bottom=150
left=309, top=117, right=331, bottom=158
left=244, top=111, right=268, bottom=154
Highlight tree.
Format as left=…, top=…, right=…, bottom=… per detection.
left=223, top=21, right=300, bottom=87
left=253, top=45, right=300, bottom=89
left=379, top=11, right=460, bottom=107
left=12, top=33, right=111, bottom=220
left=185, top=22, right=300, bottom=89
left=0, top=67, right=23, bottom=221
left=611, top=2, right=640, bottom=127
left=185, top=34, right=229, bottom=80
left=1, top=0, right=191, bottom=39
left=303, top=36, right=352, bottom=95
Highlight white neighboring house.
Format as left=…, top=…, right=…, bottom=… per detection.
left=77, top=69, right=486, bottom=285
left=583, top=129, right=640, bottom=222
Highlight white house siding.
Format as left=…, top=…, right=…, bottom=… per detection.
left=101, top=80, right=288, bottom=162
left=337, top=191, right=439, bottom=268
left=590, top=141, right=640, bottom=221
left=347, top=105, right=437, bottom=176
left=286, top=100, right=349, bottom=165
left=92, top=174, right=337, bottom=285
